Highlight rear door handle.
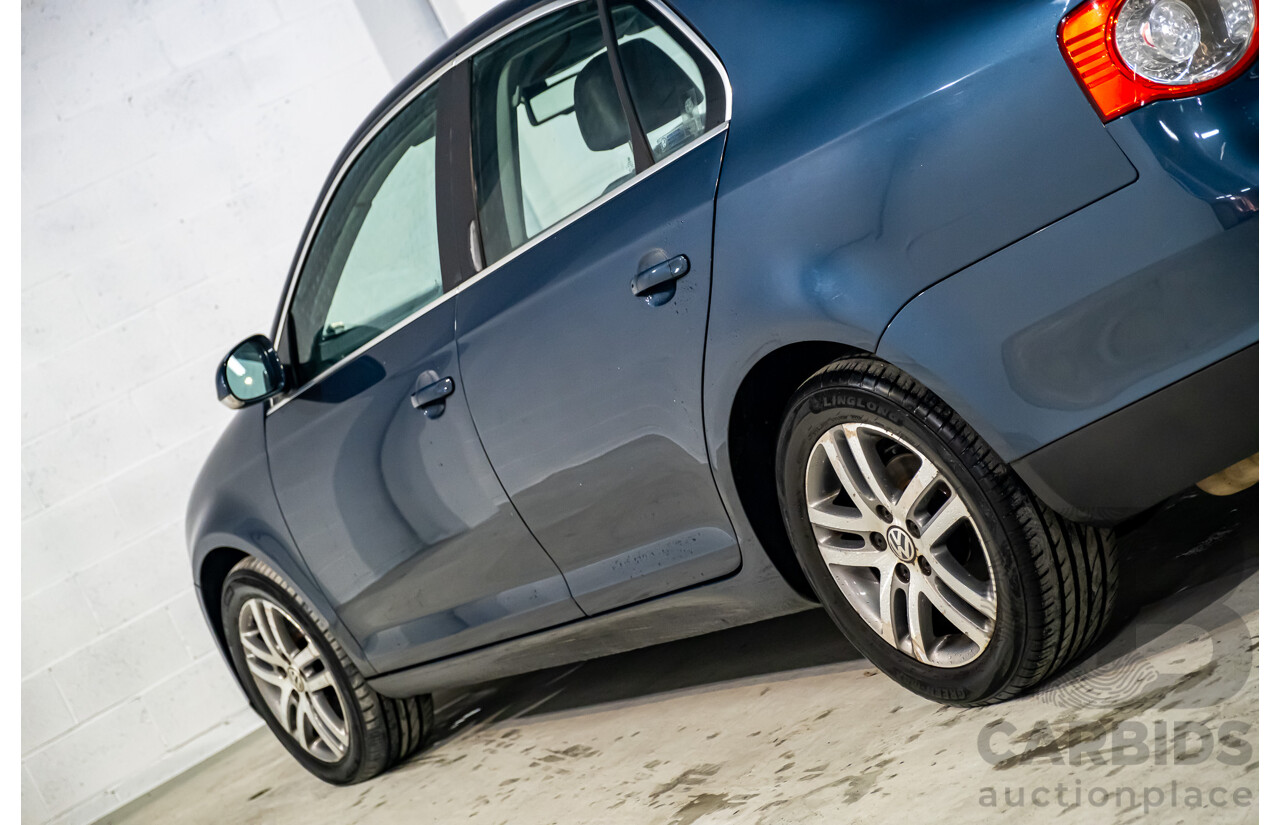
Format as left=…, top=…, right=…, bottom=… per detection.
left=411, top=372, right=454, bottom=418
left=631, top=255, right=689, bottom=297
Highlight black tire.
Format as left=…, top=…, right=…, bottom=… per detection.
left=221, top=557, right=433, bottom=783
left=776, top=356, right=1117, bottom=706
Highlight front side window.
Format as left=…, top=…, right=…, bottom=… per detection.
left=287, top=87, right=442, bottom=387
left=471, top=2, right=637, bottom=262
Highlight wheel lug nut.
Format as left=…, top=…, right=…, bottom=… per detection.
left=895, top=563, right=910, bottom=583
left=871, top=533, right=887, bottom=551
left=875, top=505, right=893, bottom=523
left=906, top=519, right=920, bottom=538
left=918, top=557, right=932, bottom=576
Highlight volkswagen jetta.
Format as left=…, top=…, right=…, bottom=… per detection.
left=187, top=0, right=1259, bottom=783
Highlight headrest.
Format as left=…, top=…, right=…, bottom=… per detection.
left=574, top=39, right=703, bottom=152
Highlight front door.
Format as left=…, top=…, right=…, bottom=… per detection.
left=455, top=1, right=739, bottom=615
left=266, top=73, right=583, bottom=674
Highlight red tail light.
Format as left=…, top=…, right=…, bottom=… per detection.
left=1059, top=0, right=1258, bottom=121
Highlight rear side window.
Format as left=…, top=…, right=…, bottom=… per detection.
left=287, top=87, right=442, bottom=387
left=469, top=1, right=727, bottom=264
left=609, top=2, right=725, bottom=161
left=471, top=1, right=636, bottom=262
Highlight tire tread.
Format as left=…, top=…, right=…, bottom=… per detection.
left=789, top=356, right=1118, bottom=705
left=227, top=557, right=434, bottom=783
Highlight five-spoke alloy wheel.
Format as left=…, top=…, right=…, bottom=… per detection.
left=778, top=356, right=1118, bottom=705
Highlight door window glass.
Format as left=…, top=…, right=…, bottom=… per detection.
left=287, top=86, right=442, bottom=386
left=610, top=2, right=724, bottom=161
left=471, top=2, right=637, bottom=262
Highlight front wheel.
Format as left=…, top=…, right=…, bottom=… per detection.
left=222, top=557, right=433, bottom=783
left=776, top=357, right=1117, bottom=706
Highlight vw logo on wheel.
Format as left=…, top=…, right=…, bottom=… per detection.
left=885, top=525, right=916, bottom=562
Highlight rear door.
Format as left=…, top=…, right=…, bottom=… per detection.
left=454, top=0, right=739, bottom=615
left=266, top=68, right=583, bottom=674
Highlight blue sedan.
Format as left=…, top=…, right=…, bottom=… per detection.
left=188, top=0, right=1258, bottom=783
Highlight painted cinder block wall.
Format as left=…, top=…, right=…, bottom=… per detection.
left=20, top=1, right=497, bottom=822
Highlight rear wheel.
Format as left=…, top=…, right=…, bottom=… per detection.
left=222, top=557, right=433, bottom=783
left=776, top=356, right=1117, bottom=705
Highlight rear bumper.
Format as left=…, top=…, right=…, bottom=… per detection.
left=1012, top=344, right=1257, bottom=524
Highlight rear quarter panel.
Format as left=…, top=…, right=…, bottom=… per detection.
left=672, top=0, right=1137, bottom=535
left=877, top=72, right=1258, bottom=477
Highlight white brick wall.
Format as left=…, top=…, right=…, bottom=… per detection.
left=20, top=1, right=462, bottom=821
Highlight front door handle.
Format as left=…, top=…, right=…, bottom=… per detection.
left=631, top=255, right=689, bottom=298
left=411, top=372, right=454, bottom=418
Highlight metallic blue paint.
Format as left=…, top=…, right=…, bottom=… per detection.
left=876, top=72, right=1258, bottom=461
left=186, top=408, right=373, bottom=678
left=455, top=134, right=740, bottom=617
left=687, top=0, right=1140, bottom=508
left=189, top=0, right=1258, bottom=692
left=264, top=298, right=584, bottom=673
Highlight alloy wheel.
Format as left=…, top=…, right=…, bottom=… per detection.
left=804, top=422, right=997, bottom=667
left=238, top=597, right=350, bottom=762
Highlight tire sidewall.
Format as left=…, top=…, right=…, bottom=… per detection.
left=222, top=568, right=368, bottom=783
left=777, top=379, right=1035, bottom=704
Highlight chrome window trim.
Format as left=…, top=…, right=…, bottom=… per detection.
left=268, top=0, right=731, bottom=416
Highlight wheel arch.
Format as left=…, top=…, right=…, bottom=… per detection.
left=196, top=545, right=250, bottom=693
left=725, top=340, right=871, bottom=599
left=192, top=529, right=373, bottom=687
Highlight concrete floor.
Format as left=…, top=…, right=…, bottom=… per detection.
left=102, top=489, right=1258, bottom=825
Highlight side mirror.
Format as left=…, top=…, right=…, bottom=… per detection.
left=216, top=335, right=286, bottom=409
